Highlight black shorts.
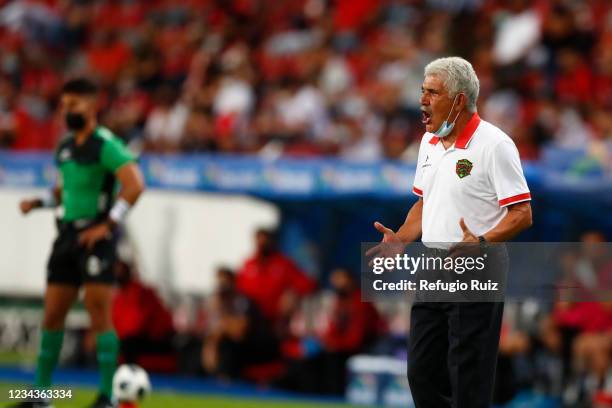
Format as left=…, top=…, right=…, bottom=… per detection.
left=47, top=222, right=117, bottom=286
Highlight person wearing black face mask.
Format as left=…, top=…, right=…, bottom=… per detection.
left=65, top=111, right=88, bottom=131
left=110, top=260, right=176, bottom=374
left=235, top=228, right=317, bottom=324
left=17, top=78, right=146, bottom=408
left=279, top=268, right=385, bottom=395
left=201, top=268, right=278, bottom=379
left=332, top=286, right=352, bottom=298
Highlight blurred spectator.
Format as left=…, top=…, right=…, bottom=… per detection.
left=101, top=71, right=150, bottom=146
left=0, top=0, right=608, bottom=160
left=85, top=28, right=131, bottom=82
left=202, top=267, right=278, bottom=380
left=318, top=268, right=385, bottom=354
left=278, top=268, right=385, bottom=395
left=236, top=228, right=316, bottom=323
left=381, top=118, right=412, bottom=161
left=0, top=77, right=17, bottom=148
left=180, top=107, right=217, bottom=152
left=494, top=307, right=532, bottom=404
left=335, top=94, right=383, bottom=162
left=143, top=83, right=189, bottom=152
left=314, top=268, right=385, bottom=394
left=539, top=231, right=612, bottom=405
left=112, top=260, right=177, bottom=373
left=492, top=0, right=540, bottom=66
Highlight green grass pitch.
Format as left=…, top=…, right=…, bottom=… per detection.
left=0, top=382, right=352, bottom=408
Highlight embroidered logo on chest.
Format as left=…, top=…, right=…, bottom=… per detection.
left=456, top=159, right=473, bottom=179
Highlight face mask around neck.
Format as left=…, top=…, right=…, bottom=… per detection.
left=434, top=94, right=462, bottom=138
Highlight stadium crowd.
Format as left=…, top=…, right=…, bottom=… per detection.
left=0, top=0, right=610, bottom=169
left=99, top=227, right=612, bottom=406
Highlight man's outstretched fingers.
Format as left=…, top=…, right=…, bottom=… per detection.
left=459, top=218, right=469, bottom=233
left=374, top=221, right=392, bottom=235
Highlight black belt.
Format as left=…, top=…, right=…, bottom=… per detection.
left=57, top=218, right=99, bottom=231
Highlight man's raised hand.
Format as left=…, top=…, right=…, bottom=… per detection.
left=19, top=199, right=40, bottom=215
left=448, top=218, right=480, bottom=258
left=459, top=218, right=478, bottom=243
left=366, top=222, right=405, bottom=261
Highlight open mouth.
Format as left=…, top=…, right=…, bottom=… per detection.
left=421, top=110, right=432, bottom=125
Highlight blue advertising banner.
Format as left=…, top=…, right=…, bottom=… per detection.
left=1, top=151, right=609, bottom=200
left=1, top=150, right=611, bottom=281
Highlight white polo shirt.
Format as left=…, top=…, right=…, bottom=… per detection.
left=412, top=113, right=531, bottom=247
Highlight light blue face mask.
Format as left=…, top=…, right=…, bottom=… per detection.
left=434, top=94, right=462, bottom=138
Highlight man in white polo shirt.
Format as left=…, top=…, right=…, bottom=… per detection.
left=372, top=57, right=532, bottom=407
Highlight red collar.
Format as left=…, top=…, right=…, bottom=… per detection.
left=428, top=112, right=481, bottom=149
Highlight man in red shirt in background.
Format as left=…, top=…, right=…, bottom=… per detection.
left=316, top=267, right=386, bottom=394
left=112, top=260, right=176, bottom=373
left=236, top=228, right=316, bottom=324
left=202, top=267, right=278, bottom=380
left=277, top=267, right=385, bottom=395
left=320, top=268, right=385, bottom=354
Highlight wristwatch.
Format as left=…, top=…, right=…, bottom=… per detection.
left=478, top=235, right=487, bottom=253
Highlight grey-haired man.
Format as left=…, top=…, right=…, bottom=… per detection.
left=372, top=57, right=532, bottom=407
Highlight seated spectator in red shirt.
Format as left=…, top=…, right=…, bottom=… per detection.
left=539, top=231, right=612, bottom=403
left=317, top=267, right=385, bottom=394
left=86, top=29, right=131, bottom=83
left=278, top=268, right=385, bottom=395
left=319, top=268, right=384, bottom=352
left=202, top=267, right=278, bottom=380
left=236, top=228, right=316, bottom=323
left=12, top=92, right=61, bottom=151
left=112, top=260, right=176, bottom=373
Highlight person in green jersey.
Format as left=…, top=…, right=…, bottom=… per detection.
left=16, top=79, right=145, bottom=408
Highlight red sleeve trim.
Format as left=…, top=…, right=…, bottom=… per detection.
left=499, top=192, right=531, bottom=207
left=413, top=186, right=423, bottom=197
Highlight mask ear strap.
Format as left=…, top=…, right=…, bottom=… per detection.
left=449, top=94, right=463, bottom=125
left=442, top=95, right=457, bottom=123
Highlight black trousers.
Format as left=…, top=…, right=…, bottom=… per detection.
left=407, top=301, right=504, bottom=408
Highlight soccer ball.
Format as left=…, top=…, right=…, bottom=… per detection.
left=112, top=364, right=152, bottom=402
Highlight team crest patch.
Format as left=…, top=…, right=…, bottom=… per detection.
left=87, top=256, right=101, bottom=276
left=59, top=148, right=71, bottom=162
left=456, top=159, right=473, bottom=178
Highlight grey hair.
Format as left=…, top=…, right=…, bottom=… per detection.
left=424, top=57, right=480, bottom=112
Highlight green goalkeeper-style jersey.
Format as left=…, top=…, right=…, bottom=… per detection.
left=54, top=126, right=135, bottom=222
